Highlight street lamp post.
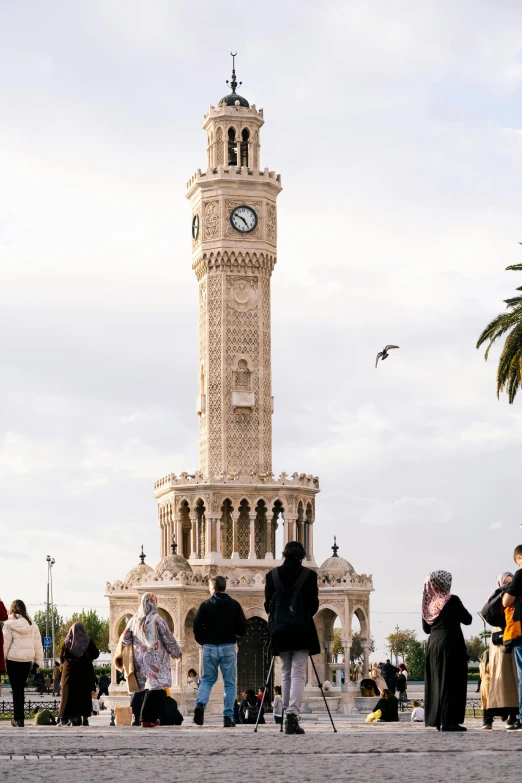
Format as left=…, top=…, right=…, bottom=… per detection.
left=46, top=556, right=55, bottom=667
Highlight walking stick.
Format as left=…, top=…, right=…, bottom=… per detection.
left=254, top=655, right=275, bottom=733
left=310, top=655, right=337, bottom=733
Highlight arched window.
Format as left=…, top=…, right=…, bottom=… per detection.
left=228, top=128, right=238, bottom=166
left=240, top=128, right=249, bottom=167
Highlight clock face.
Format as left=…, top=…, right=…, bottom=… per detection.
left=192, top=213, right=200, bottom=240
left=230, top=205, right=258, bottom=233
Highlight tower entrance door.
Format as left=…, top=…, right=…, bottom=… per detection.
left=237, top=617, right=272, bottom=696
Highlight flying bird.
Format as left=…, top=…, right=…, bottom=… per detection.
left=375, top=345, right=400, bottom=368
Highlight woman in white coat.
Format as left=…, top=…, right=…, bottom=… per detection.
left=3, top=599, right=44, bottom=727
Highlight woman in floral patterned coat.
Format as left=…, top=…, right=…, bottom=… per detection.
left=122, top=593, right=182, bottom=727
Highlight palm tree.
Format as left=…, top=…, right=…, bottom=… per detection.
left=477, top=262, right=522, bottom=403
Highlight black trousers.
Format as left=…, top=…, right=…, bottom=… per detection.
left=141, top=689, right=166, bottom=724
left=98, top=686, right=109, bottom=699
left=6, top=660, right=32, bottom=721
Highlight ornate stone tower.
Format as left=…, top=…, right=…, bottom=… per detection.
left=153, top=57, right=321, bottom=566
left=105, top=61, right=373, bottom=707
left=188, top=57, right=278, bottom=479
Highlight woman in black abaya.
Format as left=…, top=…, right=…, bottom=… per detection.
left=422, top=570, right=472, bottom=732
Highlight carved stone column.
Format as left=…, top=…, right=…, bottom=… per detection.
left=361, top=640, right=370, bottom=677
left=189, top=515, right=198, bottom=560
left=342, top=638, right=352, bottom=681
left=231, top=512, right=240, bottom=560
left=248, top=513, right=257, bottom=560
left=307, top=521, right=314, bottom=561
left=285, top=516, right=297, bottom=546
left=265, top=516, right=273, bottom=559
left=176, top=515, right=183, bottom=555
left=207, top=514, right=219, bottom=553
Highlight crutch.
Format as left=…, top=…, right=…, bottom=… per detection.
left=254, top=655, right=275, bottom=732
left=310, top=655, right=337, bottom=733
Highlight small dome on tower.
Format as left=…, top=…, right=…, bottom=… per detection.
left=219, top=52, right=250, bottom=108
left=123, top=546, right=154, bottom=588
left=318, top=538, right=355, bottom=582
left=154, top=540, right=193, bottom=580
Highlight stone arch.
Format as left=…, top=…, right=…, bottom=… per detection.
left=194, top=496, right=206, bottom=558
left=254, top=497, right=268, bottom=559
left=351, top=604, right=369, bottom=640
left=271, top=499, right=285, bottom=558
left=182, top=607, right=200, bottom=687
left=237, top=497, right=250, bottom=559
left=221, top=497, right=234, bottom=558
left=179, top=499, right=191, bottom=559
left=314, top=606, right=343, bottom=686
left=243, top=605, right=268, bottom=621
left=114, top=610, right=134, bottom=642
left=157, top=607, right=174, bottom=633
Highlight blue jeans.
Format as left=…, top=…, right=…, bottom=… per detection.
left=513, top=642, right=522, bottom=722
left=196, top=643, right=237, bottom=718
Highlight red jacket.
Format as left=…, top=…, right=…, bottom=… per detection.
left=0, top=602, right=9, bottom=672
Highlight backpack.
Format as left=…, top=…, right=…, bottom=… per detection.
left=244, top=699, right=261, bottom=723
left=269, top=567, right=311, bottom=645
left=480, top=587, right=506, bottom=629
left=162, top=696, right=184, bottom=726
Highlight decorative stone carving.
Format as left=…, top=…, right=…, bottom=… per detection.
left=227, top=276, right=258, bottom=312
left=204, top=199, right=220, bottom=240
left=266, top=203, right=276, bottom=244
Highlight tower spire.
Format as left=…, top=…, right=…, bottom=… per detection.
left=331, top=536, right=339, bottom=557
left=226, top=51, right=242, bottom=95
left=139, top=544, right=146, bottom=564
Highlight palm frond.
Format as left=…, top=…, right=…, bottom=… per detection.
left=507, top=263, right=522, bottom=271
left=476, top=311, right=521, bottom=354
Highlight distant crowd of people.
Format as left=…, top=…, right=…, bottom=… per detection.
left=4, top=543, right=522, bottom=732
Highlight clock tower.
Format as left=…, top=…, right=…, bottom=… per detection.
left=187, top=56, right=280, bottom=479
left=154, top=56, right=320, bottom=565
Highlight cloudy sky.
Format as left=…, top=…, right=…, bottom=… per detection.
left=2, top=0, right=522, bottom=658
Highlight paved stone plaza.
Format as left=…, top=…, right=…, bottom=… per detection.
left=0, top=716, right=520, bottom=782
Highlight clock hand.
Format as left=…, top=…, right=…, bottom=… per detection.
left=237, top=214, right=249, bottom=227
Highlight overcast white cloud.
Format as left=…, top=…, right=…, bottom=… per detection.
left=2, top=0, right=522, bottom=657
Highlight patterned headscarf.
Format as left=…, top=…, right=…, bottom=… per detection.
left=422, top=570, right=452, bottom=625
left=64, top=622, right=91, bottom=658
left=496, top=572, right=514, bottom=588
left=126, top=593, right=159, bottom=649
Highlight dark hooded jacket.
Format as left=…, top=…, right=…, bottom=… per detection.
left=193, top=592, right=247, bottom=646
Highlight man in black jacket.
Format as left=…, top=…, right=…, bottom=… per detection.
left=264, top=541, right=319, bottom=735
left=192, top=575, right=247, bottom=728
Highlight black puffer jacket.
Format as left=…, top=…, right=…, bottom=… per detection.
left=193, top=593, right=247, bottom=645
left=264, top=560, right=320, bottom=656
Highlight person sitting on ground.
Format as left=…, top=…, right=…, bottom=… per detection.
left=33, top=665, right=46, bottom=695
left=361, top=677, right=380, bottom=697
left=373, top=688, right=400, bottom=722
left=240, top=689, right=265, bottom=724
left=411, top=700, right=424, bottom=722
left=33, top=706, right=56, bottom=725
left=233, top=699, right=241, bottom=725
left=187, top=668, right=201, bottom=688
left=272, top=685, right=283, bottom=725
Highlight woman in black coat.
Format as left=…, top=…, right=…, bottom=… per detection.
left=422, top=570, right=472, bottom=732
left=59, top=623, right=99, bottom=727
